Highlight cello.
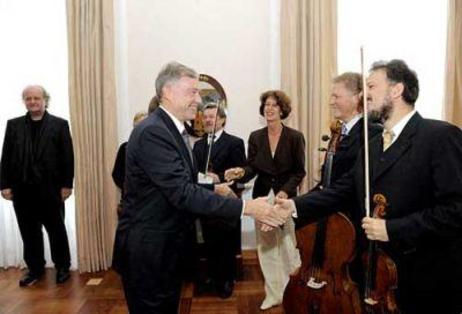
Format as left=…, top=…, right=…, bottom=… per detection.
left=283, top=120, right=362, bottom=314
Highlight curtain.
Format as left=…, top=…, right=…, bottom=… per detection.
left=66, top=0, right=119, bottom=272
left=443, top=0, right=462, bottom=126
left=281, top=0, right=337, bottom=191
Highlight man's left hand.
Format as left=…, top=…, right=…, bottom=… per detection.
left=214, top=182, right=237, bottom=198
left=61, top=188, right=73, bottom=201
left=361, top=217, right=389, bottom=241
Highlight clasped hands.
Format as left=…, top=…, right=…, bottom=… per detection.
left=244, top=194, right=295, bottom=232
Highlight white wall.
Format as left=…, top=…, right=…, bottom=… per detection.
left=115, top=0, right=281, bottom=248
left=338, top=0, right=448, bottom=120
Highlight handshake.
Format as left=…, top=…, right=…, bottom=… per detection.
left=244, top=197, right=296, bottom=232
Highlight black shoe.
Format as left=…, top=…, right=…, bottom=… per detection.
left=195, top=278, right=214, bottom=295
left=56, top=268, right=70, bottom=284
left=217, top=280, right=234, bottom=299
left=19, top=271, right=43, bottom=287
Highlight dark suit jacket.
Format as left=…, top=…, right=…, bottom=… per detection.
left=293, top=113, right=462, bottom=311
left=112, top=108, right=243, bottom=294
left=310, top=119, right=382, bottom=217
left=326, top=119, right=382, bottom=185
left=241, top=125, right=306, bottom=198
left=0, top=111, right=74, bottom=198
left=112, top=142, right=127, bottom=191
left=193, top=131, right=246, bottom=186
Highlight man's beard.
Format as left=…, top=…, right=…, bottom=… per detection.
left=368, top=95, right=393, bottom=123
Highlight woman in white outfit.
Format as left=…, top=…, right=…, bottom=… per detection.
left=226, top=90, right=306, bottom=310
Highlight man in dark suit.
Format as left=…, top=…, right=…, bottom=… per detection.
left=112, top=62, right=286, bottom=314
left=193, top=104, right=246, bottom=298
left=325, top=72, right=382, bottom=185
left=277, top=60, right=462, bottom=313
left=0, top=85, right=74, bottom=286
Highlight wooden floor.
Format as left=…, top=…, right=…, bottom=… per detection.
left=0, top=252, right=284, bottom=314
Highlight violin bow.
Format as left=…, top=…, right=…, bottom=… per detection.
left=361, top=46, right=371, bottom=218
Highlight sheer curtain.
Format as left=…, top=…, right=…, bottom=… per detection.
left=0, top=0, right=77, bottom=269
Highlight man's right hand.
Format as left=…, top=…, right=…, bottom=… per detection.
left=1, top=189, right=13, bottom=201
left=244, top=197, right=287, bottom=227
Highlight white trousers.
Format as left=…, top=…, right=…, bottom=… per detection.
left=256, top=217, right=301, bottom=304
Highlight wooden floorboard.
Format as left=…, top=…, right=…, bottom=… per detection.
left=0, top=254, right=284, bottom=314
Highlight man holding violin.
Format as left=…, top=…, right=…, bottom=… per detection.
left=277, top=59, right=462, bottom=313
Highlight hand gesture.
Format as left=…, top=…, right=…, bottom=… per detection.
left=244, top=197, right=287, bottom=227
left=214, top=182, right=237, bottom=198
left=224, top=167, right=245, bottom=182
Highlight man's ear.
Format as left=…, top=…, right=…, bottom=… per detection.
left=391, top=82, right=404, bottom=100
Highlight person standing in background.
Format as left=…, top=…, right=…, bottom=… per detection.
left=0, top=85, right=74, bottom=286
left=226, top=90, right=306, bottom=310
left=112, top=111, right=147, bottom=217
left=193, top=103, right=246, bottom=298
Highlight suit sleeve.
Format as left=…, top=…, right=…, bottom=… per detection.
left=112, top=143, right=126, bottom=189
left=293, top=163, right=357, bottom=222
left=386, top=125, right=462, bottom=243
left=137, top=126, right=242, bottom=219
left=0, top=121, right=13, bottom=189
left=59, top=121, right=74, bottom=188
left=280, top=132, right=306, bottom=195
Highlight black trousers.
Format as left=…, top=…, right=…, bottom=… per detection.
left=116, top=229, right=186, bottom=314
left=12, top=184, right=71, bottom=273
left=201, top=218, right=241, bottom=283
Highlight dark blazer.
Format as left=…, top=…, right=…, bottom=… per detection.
left=310, top=119, right=382, bottom=217
left=112, top=142, right=127, bottom=191
left=293, top=113, right=462, bottom=312
left=113, top=108, right=243, bottom=312
left=193, top=131, right=246, bottom=279
left=241, top=125, right=306, bottom=198
left=193, top=131, right=246, bottom=185
left=0, top=111, right=74, bottom=195
left=327, top=119, right=382, bottom=185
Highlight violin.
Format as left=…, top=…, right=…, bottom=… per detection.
left=362, top=194, right=399, bottom=314
left=283, top=120, right=362, bottom=314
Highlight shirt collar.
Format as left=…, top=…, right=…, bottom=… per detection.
left=388, top=110, right=416, bottom=144
left=207, top=128, right=223, bottom=144
left=159, top=105, right=185, bottom=134
left=343, top=114, right=362, bottom=135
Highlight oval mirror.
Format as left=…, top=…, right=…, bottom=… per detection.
left=189, top=74, right=227, bottom=137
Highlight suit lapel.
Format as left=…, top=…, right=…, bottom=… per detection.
left=157, top=109, right=196, bottom=175
left=372, top=113, right=420, bottom=182
left=274, top=125, right=287, bottom=160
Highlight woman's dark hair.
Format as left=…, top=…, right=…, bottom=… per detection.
left=259, top=90, right=292, bottom=119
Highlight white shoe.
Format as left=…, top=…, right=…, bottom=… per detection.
left=260, top=298, right=280, bottom=310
